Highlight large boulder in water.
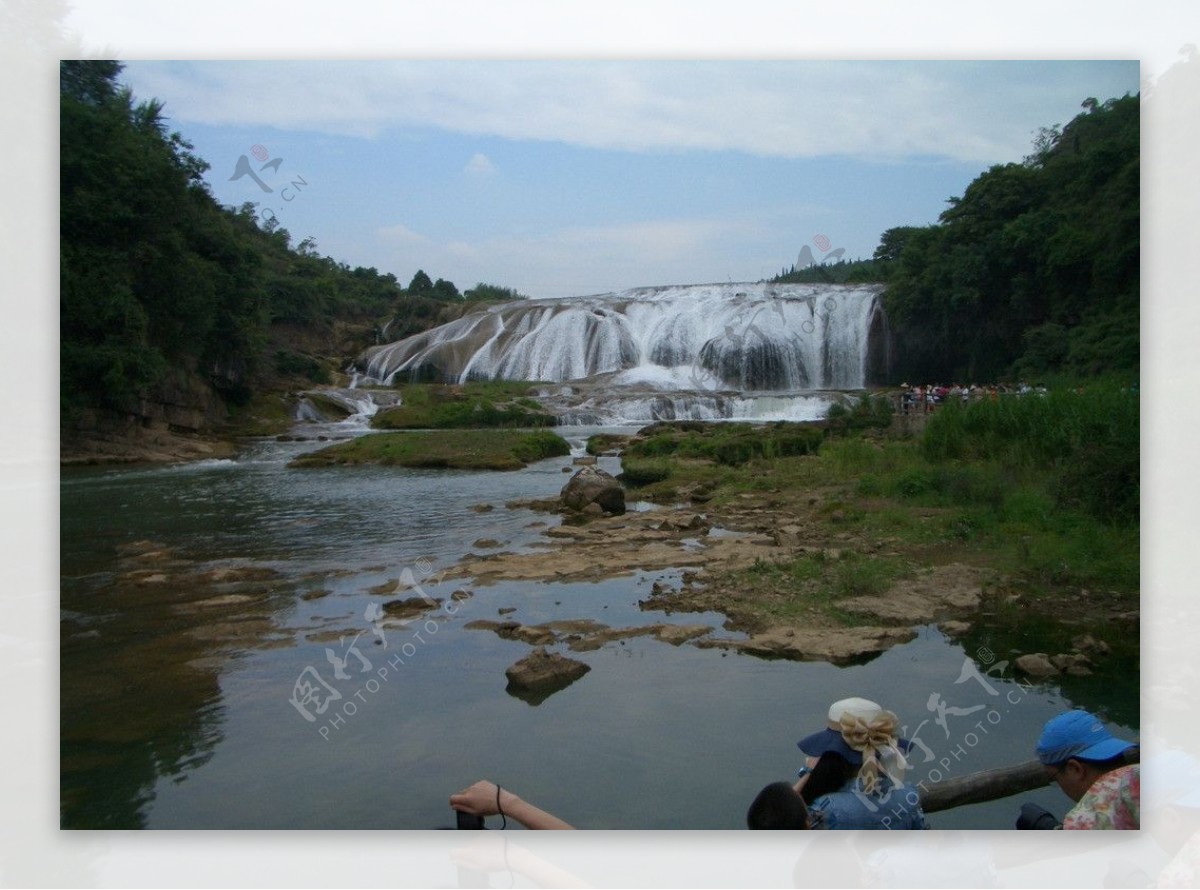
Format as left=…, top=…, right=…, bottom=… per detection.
left=504, top=647, right=591, bottom=705
left=560, top=465, right=626, bottom=515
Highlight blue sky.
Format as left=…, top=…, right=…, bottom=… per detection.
left=118, top=60, right=1140, bottom=299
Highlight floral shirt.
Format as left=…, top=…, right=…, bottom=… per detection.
left=1063, top=764, right=1140, bottom=830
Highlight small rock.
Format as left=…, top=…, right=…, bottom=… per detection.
left=504, top=647, right=591, bottom=693
left=653, top=624, right=710, bottom=646
left=1071, top=634, right=1111, bottom=656
left=573, top=455, right=598, bottom=466
left=498, top=606, right=517, bottom=615
left=471, top=504, right=495, bottom=513
left=1050, top=653, right=1089, bottom=671
left=382, top=596, right=443, bottom=619
left=451, top=589, right=473, bottom=601
left=939, top=620, right=971, bottom=637
left=514, top=626, right=557, bottom=646
left=1015, top=653, right=1060, bottom=678
left=473, top=538, right=502, bottom=549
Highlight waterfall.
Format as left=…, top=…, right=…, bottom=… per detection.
left=293, top=387, right=397, bottom=428
left=358, top=282, right=888, bottom=391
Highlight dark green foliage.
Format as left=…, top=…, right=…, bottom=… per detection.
left=61, top=61, right=530, bottom=430
left=275, top=350, right=331, bottom=384
left=431, top=278, right=460, bottom=301
left=61, top=60, right=266, bottom=411
left=510, top=430, right=572, bottom=464
left=372, top=400, right=555, bottom=430
left=585, top=433, right=630, bottom=456
left=251, top=226, right=403, bottom=327
left=773, top=258, right=886, bottom=285
left=370, top=382, right=556, bottom=430
left=825, top=395, right=893, bottom=434
left=624, top=422, right=823, bottom=467
left=463, top=283, right=526, bottom=302
left=920, top=387, right=1138, bottom=524
left=618, top=459, right=673, bottom=487
left=291, top=429, right=570, bottom=470
left=407, top=270, right=434, bottom=298
left=881, top=95, right=1139, bottom=382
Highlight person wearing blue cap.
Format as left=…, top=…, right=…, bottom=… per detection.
left=794, top=697, right=927, bottom=830
left=1036, top=709, right=1140, bottom=830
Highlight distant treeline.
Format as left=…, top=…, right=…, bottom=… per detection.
left=771, top=258, right=887, bottom=285
left=60, top=60, right=524, bottom=419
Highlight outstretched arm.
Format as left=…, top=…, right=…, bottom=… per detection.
left=450, top=780, right=575, bottom=830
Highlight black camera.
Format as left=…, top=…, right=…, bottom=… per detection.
left=1016, top=802, right=1061, bottom=830
left=456, top=809, right=486, bottom=830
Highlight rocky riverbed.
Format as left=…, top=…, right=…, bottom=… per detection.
left=436, top=452, right=1137, bottom=673
left=437, top=492, right=984, bottom=665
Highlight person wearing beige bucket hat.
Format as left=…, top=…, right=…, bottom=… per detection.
left=794, top=696, right=927, bottom=830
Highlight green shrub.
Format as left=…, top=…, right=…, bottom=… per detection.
left=896, top=467, right=938, bottom=498
left=510, top=430, right=572, bottom=463
left=586, top=433, right=629, bottom=456
left=921, top=386, right=1138, bottom=524
left=630, top=434, right=683, bottom=458
left=275, top=350, right=331, bottom=383
left=825, top=394, right=894, bottom=434
left=619, top=458, right=673, bottom=487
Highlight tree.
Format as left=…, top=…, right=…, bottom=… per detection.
left=407, top=270, right=434, bottom=297
left=431, top=278, right=461, bottom=301
left=873, top=227, right=923, bottom=264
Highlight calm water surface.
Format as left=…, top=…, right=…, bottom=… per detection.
left=60, top=427, right=1138, bottom=829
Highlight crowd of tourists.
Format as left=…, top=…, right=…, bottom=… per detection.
left=898, top=381, right=1048, bottom=415
left=448, top=700, right=1140, bottom=831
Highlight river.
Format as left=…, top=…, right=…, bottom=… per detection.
left=59, top=424, right=1138, bottom=830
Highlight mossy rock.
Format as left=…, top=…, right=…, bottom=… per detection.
left=289, top=429, right=570, bottom=471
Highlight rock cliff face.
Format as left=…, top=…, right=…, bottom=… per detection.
left=61, top=370, right=235, bottom=464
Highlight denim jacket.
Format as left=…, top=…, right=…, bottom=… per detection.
left=809, top=776, right=928, bottom=830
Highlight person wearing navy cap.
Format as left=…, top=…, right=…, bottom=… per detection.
left=794, top=697, right=926, bottom=830
left=1036, top=709, right=1140, bottom=830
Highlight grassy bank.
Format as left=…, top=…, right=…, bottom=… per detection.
left=610, top=386, right=1139, bottom=628
left=290, top=428, right=570, bottom=471
left=370, top=381, right=555, bottom=430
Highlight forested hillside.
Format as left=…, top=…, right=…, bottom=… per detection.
left=877, top=95, right=1139, bottom=383
left=60, top=60, right=511, bottom=448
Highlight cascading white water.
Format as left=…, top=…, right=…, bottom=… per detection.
left=293, top=387, right=395, bottom=429
left=358, top=282, right=888, bottom=392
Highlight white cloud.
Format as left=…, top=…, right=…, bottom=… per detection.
left=376, top=223, right=429, bottom=245
left=123, top=60, right=1139, bottom=165
left=369, top=215, right=773, bottom=298
left=464, top=152, right=495, bottom=176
